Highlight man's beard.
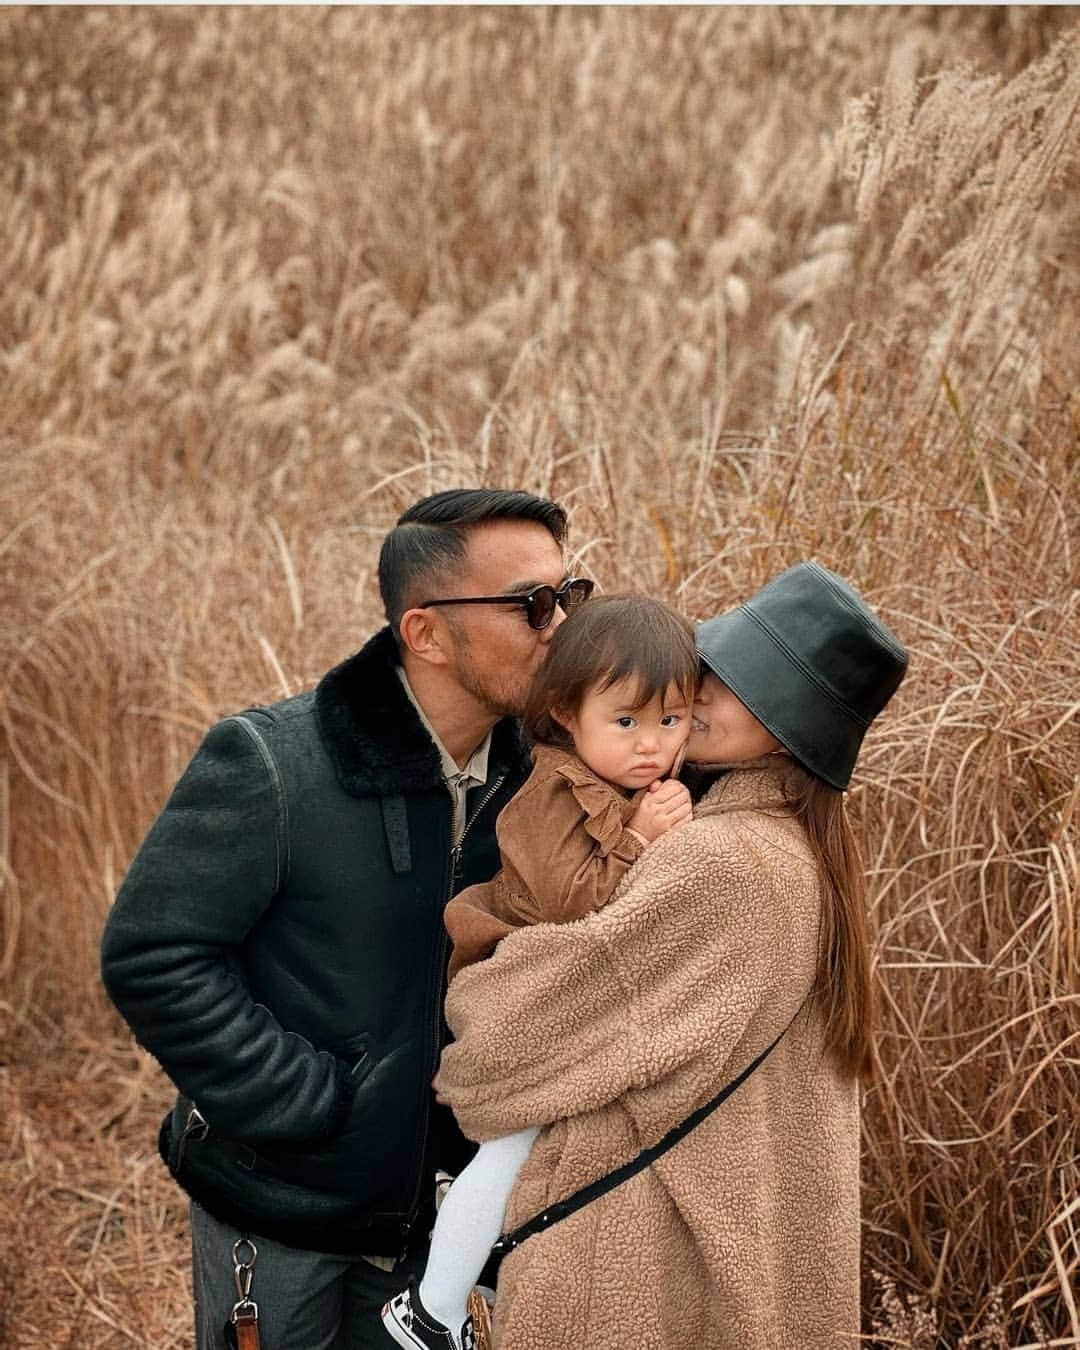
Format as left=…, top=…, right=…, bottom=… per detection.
left=448, top=624, right=533, bottom=720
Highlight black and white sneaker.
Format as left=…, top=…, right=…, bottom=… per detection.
left=381, top=1279, right=476, bottom=1350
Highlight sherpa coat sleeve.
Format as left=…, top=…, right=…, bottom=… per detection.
left=434, top=806, right=811, bottom=1143
left=100, top=717, right=354, bottom=1144
left=444, top=751, right=645, bottom=978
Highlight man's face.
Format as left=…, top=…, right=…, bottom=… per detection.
left=438, top=519, right=568, bottom=718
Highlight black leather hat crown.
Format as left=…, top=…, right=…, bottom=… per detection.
left=695, top=561, right=909, bottom=789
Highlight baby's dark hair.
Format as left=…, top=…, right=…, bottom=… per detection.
left=525, top=594, right=698, bottom=749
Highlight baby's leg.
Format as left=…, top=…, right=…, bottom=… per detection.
left=419, top=1126, right=541, bottom=1332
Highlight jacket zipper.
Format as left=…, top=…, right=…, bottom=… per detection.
left=450, top=774, right=506, bottom=879
left=405, top=773, right=507, bottom=1236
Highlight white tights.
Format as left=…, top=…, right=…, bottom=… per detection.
left=418, top=1126, right=541, bottom=1339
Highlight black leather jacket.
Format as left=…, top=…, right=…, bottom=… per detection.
left=100, top=628, right=532, bottom=1256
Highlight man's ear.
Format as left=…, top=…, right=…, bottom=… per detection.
left=398, top=607, right=450, bottom=666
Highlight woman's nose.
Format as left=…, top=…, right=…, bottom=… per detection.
left=541, top=606, right=567, bottom=640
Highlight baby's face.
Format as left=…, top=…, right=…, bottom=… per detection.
left=561, top=677, right=691, bottom=789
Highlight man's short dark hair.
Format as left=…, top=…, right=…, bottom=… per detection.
left=377, top=489, right=568, bottom=637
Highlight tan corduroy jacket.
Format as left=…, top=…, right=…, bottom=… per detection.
left=434, top=759, right=861, bottom=1350
left=444, top=745, right=646, bottom=980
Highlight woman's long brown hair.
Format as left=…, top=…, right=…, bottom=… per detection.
left=786, top=771, right=874, bottom=1079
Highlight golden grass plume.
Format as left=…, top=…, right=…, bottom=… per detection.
left=1, top=8, right=1077, bottom=1345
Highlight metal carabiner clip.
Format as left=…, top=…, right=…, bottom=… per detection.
left=231, top=1236, right=258, bottom=1303
left=226, top=1238, right=261, bottom=1347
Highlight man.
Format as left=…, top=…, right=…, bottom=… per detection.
left=100, top=488, right=590, bottom=1348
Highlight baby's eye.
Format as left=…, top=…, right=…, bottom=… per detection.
left=660, top=714, right=681, bottom=727
left=616, top=716, right=637, bottom=729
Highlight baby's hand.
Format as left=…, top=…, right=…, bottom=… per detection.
left=629, top=779, right=693, bottom=843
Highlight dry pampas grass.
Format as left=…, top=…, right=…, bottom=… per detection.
left=1, top=7, right=1077, bottom=1346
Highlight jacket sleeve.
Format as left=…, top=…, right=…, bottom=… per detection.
left=100, top=716, right=356, bottom=1144
left=434, top=815, right=816, bottom=1142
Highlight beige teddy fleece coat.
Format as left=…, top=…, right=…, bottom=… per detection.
left=434, top=759, right=861, bottom=1350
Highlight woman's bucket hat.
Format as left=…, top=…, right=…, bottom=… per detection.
left=695, top=561, right=909, bottom=789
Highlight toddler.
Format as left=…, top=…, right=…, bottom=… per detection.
left=382, top=594, right=698, bottom=1350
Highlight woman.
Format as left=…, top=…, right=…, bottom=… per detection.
left=433, top=561, right=908, bottom=1349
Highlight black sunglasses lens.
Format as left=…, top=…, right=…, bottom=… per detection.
left=526, top=580, right=593, bottom=628
left=560, top=579, right=593, bottom=614
left=527, top=588, right=557, bottom=629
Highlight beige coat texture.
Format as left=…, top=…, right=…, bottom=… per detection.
left=444, top=745, right=646, bottom=980
left=435, top=759, right=861, bottom=1350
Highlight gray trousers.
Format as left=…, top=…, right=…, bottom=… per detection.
left=191, top=1203, right=428, bottom=1350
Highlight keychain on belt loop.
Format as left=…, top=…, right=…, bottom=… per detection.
left=225, top=1236, right=261, bottom=1350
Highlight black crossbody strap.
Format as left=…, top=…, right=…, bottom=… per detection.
left=491, top=1015, right=796, bottom=1257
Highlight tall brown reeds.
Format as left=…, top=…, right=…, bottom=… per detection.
left=1, top=8, right=1077, bottom=1345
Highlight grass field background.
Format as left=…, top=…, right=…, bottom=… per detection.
left=1, top=7, right=1078, bottom=1346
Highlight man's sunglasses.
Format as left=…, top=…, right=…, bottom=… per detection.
left=421, top=578, right=595, bottom=630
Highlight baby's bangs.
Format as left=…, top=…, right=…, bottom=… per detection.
left=533, top=594, right=697, bottom=739
left=594, top=629, right=698, bottom=709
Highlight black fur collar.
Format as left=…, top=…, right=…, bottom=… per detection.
left=314, top=626, right=531, bottom=797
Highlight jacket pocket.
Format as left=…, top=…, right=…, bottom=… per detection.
left=247, top=1047, right=411, bottom=1198
left=337, top=1033, right=374, bottom=1088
